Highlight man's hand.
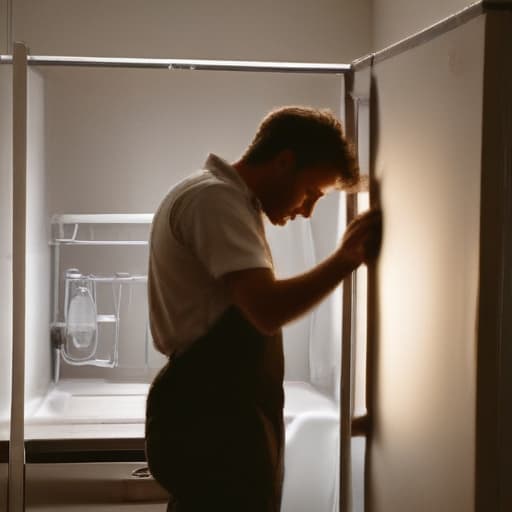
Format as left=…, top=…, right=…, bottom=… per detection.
left=337, top=209, right=382, bottom=270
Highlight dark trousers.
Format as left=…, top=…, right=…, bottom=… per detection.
left=146, top=307, right=285, bottom=512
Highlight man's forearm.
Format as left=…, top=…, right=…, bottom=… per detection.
left=225, top=251, right=357, bottom=335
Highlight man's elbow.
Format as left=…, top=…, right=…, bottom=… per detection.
left=224, top=268, right=282, bottom=335
left=242, top=308, right=282, bottom=336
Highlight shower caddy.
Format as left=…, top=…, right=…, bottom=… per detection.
left=49, top=213, right=153, bottom=382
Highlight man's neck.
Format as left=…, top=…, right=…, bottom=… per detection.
left=232, top=159, right=270, bottom=203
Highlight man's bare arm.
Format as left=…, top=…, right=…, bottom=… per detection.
left=223, top=209, right=381, bottom=334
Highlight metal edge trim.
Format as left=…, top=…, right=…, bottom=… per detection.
left=352, top=1, right=486, bottom=71
left=0, top=53, right=352, bottom=73
left=23, top=55, right=352, bottom=74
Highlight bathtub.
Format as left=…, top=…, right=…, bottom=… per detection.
left=25, top=380, right=340, bottom=511
left=282, top=382, right=340, bottom=511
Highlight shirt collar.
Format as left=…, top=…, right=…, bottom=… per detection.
left=203, top=154, right=262, bottom=211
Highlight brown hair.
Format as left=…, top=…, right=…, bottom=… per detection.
left=241, top=106, right=362, bottom=191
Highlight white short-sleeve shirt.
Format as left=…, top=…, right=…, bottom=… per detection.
left=148, top=154, right=273, bottom=356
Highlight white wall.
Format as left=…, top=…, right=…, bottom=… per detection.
left=367, top=15, right=485, bottom=512
left=12, top=0, right=371, bottom=62
left=40, top=69, right=344, bottom=214
left=372, top=0, right=476, bottom=50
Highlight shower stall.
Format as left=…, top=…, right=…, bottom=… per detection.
left=4, top=46, right=353, bottom=512
left=1, top=1, right=512, bottom=511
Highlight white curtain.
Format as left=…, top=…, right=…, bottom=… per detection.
left=309, top=192, right=345, bottom=400
left=265, top=191, right=346, bottom=398
left=265, top=216, right=315, bottom=382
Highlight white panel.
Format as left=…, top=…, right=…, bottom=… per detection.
left=369, top=15, right=485, bottom=512
left=25, top=67, right=52, bottom=411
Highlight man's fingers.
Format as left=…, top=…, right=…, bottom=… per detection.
left=343, top=208, right=382, bottom=243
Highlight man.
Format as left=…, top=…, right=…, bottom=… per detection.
left=145, top=106, right=381, bottom=512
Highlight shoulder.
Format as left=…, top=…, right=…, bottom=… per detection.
left=155, top=170, right=241, bottom=219
left=163, top=171, right=255, bottom=240
left=178, top=172, right=251, bottom=217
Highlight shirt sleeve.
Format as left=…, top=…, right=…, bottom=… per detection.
left=177, top=184, right=273, bottom=279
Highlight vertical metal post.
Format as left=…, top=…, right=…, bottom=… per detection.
left=340, top=70, right=358, bottom=512
left=364, top=61, right=378, bottom=512
left=8, top=41, right=27, bottom=512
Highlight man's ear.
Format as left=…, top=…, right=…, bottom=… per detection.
left=274, top=149, right=296, bottom=175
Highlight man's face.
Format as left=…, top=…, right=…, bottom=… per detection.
left=264, top=164, right=340, bottom=226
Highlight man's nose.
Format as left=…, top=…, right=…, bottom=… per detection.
left=300, top=199, right=317, bottom=218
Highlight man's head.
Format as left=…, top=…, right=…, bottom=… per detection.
left=241, top=106, right=359, bottom=188
left=237, top=106, right=361, bottom=225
